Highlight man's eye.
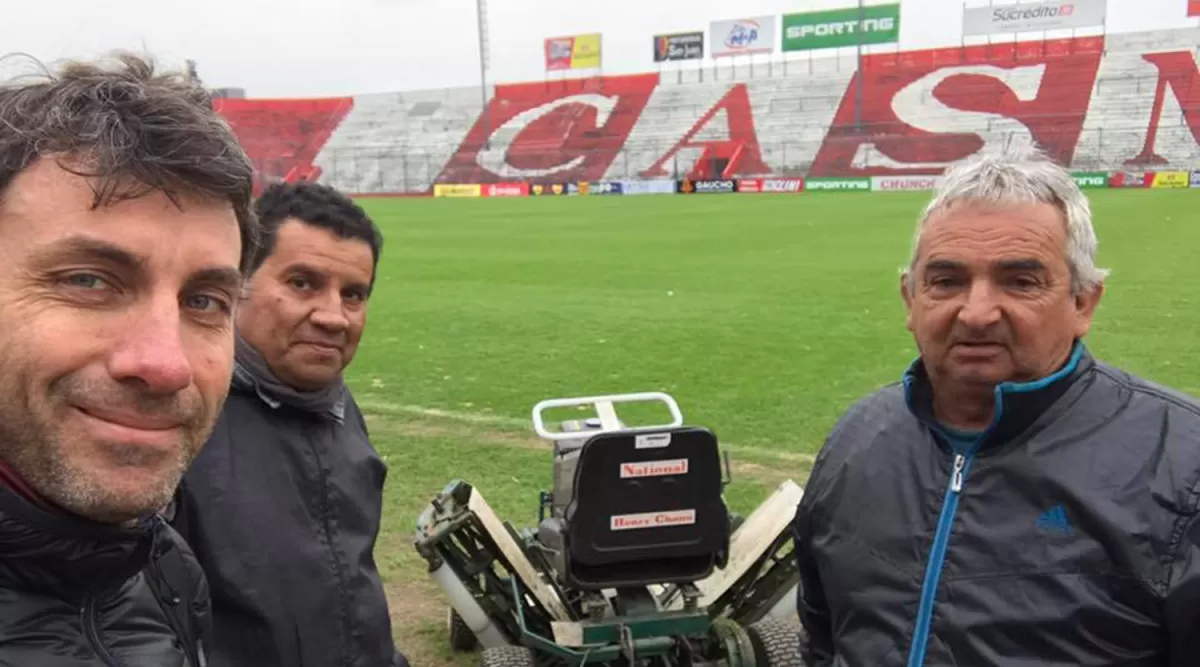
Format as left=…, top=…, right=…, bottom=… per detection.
left=60, top=273, right=110, bottom=290
left=288, top=277, right=312, bottom=290
left=183, top=294, right=231, bottom=314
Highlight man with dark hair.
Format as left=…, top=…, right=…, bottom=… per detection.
left=171, top=180, right=409, bottom=667
left=0, top=52, right=256, bottom=665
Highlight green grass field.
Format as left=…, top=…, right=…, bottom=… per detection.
left=344, top=189, right=1199, bottom=666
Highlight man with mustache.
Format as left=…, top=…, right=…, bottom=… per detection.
left=0, top=53, right=256, bottom=666
left=793, top=148, right=1200, bottom=666
left=169, top=181, right=409, bottom=667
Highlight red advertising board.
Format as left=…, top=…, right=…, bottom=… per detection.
left=481, top=182, right=529, bottom=197
left=737, top=178, right=804, bottom=193
left=1190, top=0, right=1200, bottom=17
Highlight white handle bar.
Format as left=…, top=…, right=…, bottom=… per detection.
left=531, top=392, right=684, bottom=441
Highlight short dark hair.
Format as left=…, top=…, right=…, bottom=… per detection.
left=250, top=180, right=383, bottom=290
left=0, top=52, right=258, bottom=272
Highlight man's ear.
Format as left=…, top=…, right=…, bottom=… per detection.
left=1073, top=281, right=1104, bottom=338
left=900, top=271, right=915, bottom=333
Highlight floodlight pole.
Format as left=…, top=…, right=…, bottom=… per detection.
left=854, top=0, right=864, bottom=129
left=476, top=0, right=491, bottom=150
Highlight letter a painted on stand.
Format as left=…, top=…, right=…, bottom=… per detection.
left=639, top=84, right=771, bottom=177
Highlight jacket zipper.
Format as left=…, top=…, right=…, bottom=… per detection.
left=82, top=594, right=122, bottom=667
left=905, top=449, right=974, bottom=667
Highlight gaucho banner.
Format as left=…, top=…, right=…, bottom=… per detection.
left=737, top=178, right=804, bottom=193
left=963, top=0, right=1107, bottom=36
left=677, top=179, right=737, bottom=194
left=654, top=32, right=704, bottom=62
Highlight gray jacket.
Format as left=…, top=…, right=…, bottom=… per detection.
left=171, top=364, right=407, bottom=667
left=794, top=342, right=1200, bottom=666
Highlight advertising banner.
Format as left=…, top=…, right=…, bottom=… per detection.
left=1149, top=171, right=1190, bottom=189
left=529, top=183, right=569, bottom=196
left=433, top=184, right=482, bottom=198
left=620, top=179, right=677, bottom=195
left=1191, top=0, right=1200, bottom=17
left=737, top=178, right=804, bottom=193
left=871, top=175, right=941, bottom=191
left=482, top=183, right=529, bottom=197
left=782, top=4, right=901, bottom=52
left=1190, top=170, right=1200, bottom=188
left=1070, top=172, right=1108, bottom=189
left=590, top=181, right=625, bottom=195
left=963, top=0, right=1107, bottom=37
left=1107, top=172, right=1147, bottom=188
left=544, top=33, right=602, bottom=71
left=678, top=179, right=737, bottom=194
left=710, top=16, right=776, bottom=58
left=805, top=177, right=871, bottom=191
left=653, top=32, right=704, bottom=62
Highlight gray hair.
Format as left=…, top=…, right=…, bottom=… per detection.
left=0, top=52, right=259, bottom=272
left=904, top=146, right=1109, bottom=295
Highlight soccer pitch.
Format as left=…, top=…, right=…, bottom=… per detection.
left=344, top=190, right=1199, bottom=666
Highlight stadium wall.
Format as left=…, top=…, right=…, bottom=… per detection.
left=213, top=25, right=1200, bottom=196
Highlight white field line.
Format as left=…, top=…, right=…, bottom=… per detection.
left=357, top=397, right=816, bottom=465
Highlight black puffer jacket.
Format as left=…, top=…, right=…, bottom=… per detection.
left=0, top=483, right=209, bottom=667
left=794, top=343, right=1200, bottom=666
left=171, top=359, right=407, bottom=667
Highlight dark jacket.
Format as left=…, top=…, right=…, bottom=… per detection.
left=794, top=342, right=1200, bottom=666
left=0, top=483, right=210, bottom=667
left=171, top=362, right=407, bottom=667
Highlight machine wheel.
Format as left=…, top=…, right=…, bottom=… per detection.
left=447, top=608, right=478, bottom=652
left=479, top=646, right=535, bottom=667
left=747, top=618, right=805, bottom=667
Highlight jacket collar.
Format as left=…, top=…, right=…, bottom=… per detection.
left=902, top=340, right=1092, bottom=450
left=0, top=483, right=161, bottom=602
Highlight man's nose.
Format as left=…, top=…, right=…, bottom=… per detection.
left=956, top=279, right=1003, bottom=329
left=309, top=292, right=350, bottom=333
left=107, top=297, right=193, bottom=395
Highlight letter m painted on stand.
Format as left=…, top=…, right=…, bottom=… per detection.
left=1125, top=51, right=1200, bottom=166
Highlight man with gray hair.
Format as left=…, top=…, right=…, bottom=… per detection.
left=793, top=147, right=1200, bottom=666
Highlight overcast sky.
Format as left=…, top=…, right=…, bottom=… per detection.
left=2, top=0, right=1193, bottom=98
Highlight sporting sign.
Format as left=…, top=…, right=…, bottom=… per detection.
left=962, top=0, right=1106, bottom=36
left=1070, top=172, right=1108, bottom=189
left=544, top=33, right=602, bottom=71
left=710, top=16, right=776, bottom=58
left=654, top=32, right=704, bottom=62
left=805, top=177, right=871, bottom=191
left=782, top=4, right=901, bottom=52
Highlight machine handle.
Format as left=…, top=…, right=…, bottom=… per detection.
left=531, top=392, right=684, bottom=441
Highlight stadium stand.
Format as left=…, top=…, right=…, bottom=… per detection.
left=212, top=26, right=1200, bottom=194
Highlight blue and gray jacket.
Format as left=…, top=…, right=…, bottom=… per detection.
left=794, top=342, right=1200, bottom=666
